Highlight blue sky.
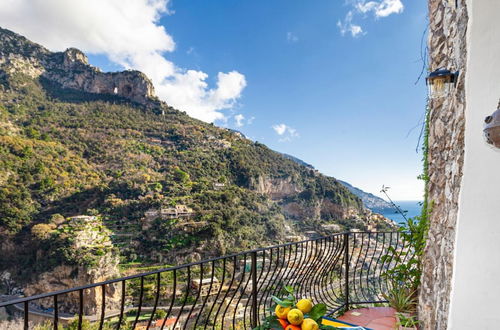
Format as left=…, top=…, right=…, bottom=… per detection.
left=0, top=0, right=428, bottom=200
left=155, top=0, right=427, bottom=200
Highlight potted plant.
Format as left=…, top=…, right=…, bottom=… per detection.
left=382, top=280, right=418, bottom=329
left=382, top=282, right=416, bottom=312
left=378, top=188, right=429, bottom=330
left=396, top=312, right=420, bottom=330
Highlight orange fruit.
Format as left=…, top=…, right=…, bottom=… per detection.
left=278, top=319, right=289, bottom=329
left=285, top=325, right=301, bottom=330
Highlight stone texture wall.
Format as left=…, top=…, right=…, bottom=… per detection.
left=419, top=0, right=468, bottom=328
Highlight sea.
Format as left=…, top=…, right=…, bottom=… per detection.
left=380, top=200, right=423, bottom=225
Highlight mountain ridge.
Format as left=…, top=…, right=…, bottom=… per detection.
left=279, top=152, right=395, bottom=212
left=337, top=180, right=395, bottom=213
left=0, top=27, right=394, bottom=292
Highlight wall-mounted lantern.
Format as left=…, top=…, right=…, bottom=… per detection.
left=484, top=106, right=500, bottom=148
left=426, top=68, right=459, bottom=99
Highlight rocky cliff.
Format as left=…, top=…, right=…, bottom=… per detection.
left=24, top=260, right=120, bottom=315
left=251, top=175, right=302, bottom=199
left=24, top=215, right=120, bottom=314
left=0, top=27, right=155, bottom=105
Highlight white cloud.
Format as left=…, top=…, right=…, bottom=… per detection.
left=234, top=114, right=245, bottom=127
left=337, top=12, right=365, bottom=38
left=0, top=0, right=246, bottom=123
left=338, top=0, right=404, bottom=37
left=273, top=124, right=288, bottom=135
left=287, top=32, right=299, bottom=43
left=355, top=1, right=379, bottom=14
left=356, top=0, right=403, bottom=18
left=272, top=123, right=299, bottom=142
left=349, top=25, right=364, bottom=37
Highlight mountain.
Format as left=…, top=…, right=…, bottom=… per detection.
left=338, top=180, right=395, bottom=213
left=0, top=27, right=394, bottom=290
left=281, top=153, right=314, bottom=169
left=279, top=153, right=395, bottom=213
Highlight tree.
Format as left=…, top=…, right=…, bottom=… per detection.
left=31, top=223, right=56, bottom=240
left=49, top=213, right=66, bottom=225
left=154, top=309, right=167, bottom=320
left=173, top=167, right=190, bottom=184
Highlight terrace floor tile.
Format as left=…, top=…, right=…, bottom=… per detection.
left=337, top=307, right=397, bottom=330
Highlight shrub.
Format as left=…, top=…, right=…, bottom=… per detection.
left=31, top=223, right=56, bottom=240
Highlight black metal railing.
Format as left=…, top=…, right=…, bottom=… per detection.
left=0, top=231, right=410, bottom=329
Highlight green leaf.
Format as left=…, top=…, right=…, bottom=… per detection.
left=309, top=303, right=327, bottom=321
left=319, top=325, right=342, bottom=330
left=284, top=285, right=294, bottom=294
left=272, top=296, right=294, bottom=307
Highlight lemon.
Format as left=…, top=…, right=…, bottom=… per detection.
left=287, top=308, right=304, bottom=325
left=296, top=299, right=313, bottom=313
left=275, top=305, right=291, bottom=319
left=301, top=318, right=319, bottom=330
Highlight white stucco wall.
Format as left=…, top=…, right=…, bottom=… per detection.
left=448, top=0, right=500, bottom=328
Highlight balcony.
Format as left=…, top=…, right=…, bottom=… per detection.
left=0, top=231, right=410, bottom=329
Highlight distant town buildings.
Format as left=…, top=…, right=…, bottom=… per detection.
left=144, top=205, right=194, bottom=220
left=321, top=224, right=341, bottom=232
left=191, top=277, right=221, bottom=296
left=142, top=205, right=195, bottom=229
left=68, top=215, right=98, bottom=224
left=136, top=318, right=180, bottom=330
left=213, top=182, right=226, bottom=190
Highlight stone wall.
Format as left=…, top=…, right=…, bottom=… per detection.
left=419, top=0, right=468, bottom=328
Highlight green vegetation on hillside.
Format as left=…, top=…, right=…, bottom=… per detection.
left=0, top=28, right=390, bottom=285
